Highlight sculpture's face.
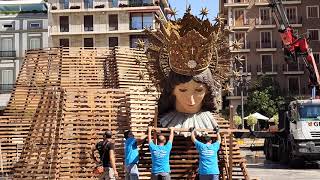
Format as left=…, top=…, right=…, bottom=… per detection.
left=173, top=80, right=207, bottom=114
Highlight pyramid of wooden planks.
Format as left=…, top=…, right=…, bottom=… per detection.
left=0, top=47, right=249, bottom=179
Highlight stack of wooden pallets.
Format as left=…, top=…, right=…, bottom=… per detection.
left=0, top=47, right=249, bottom=180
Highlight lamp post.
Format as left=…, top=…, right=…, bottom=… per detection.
left=239, top=66, right=245, bottom=130
left=232, top=56, right=250, bottom=129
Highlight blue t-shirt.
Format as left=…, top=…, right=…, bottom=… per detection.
left=149, top=140, right=172, bottom=174
left=195, top=140, right=220, bottom=175
left=125, top=137, right=139, bottom=165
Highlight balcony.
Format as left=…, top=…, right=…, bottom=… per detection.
left=255, top=0, right=301, bottom=6
left=0, top=84, right=14, bottom=94
left=255, top=18, right=276, bottom=29
left=60, top=26, right=69, bottom=32
left=128, top=0, right=156, bottom=7
left=257, top=64, right=278, bottom=75
left=229, top=18, right=254, bottom=30
left=282, top=63, right=304, bottom=75
left=230, top=41, right=251, bottom=53
left=224, top=0, right=250, bottom=7
left=0, top=51, right=16, bottom=58
left=288, top=16, right=303, bottom=27
left=256, top=41, right=278, bottom=52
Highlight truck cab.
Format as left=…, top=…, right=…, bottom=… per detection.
left=287, top=99, right=320, bottom=160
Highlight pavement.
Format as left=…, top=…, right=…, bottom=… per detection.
left=243, top=150, right=320, bottom=180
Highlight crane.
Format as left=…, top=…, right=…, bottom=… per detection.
left=268, top=0, right=320, bottom=98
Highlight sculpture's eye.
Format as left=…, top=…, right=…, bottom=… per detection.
left=179, top=89, right=188, bottom=92
left=195, top=88, right=204, bottom=93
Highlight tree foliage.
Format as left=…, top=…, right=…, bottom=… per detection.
left=247, top=114, right=258, bottom=127
left=272, top=113, right=279, bottom=125
left=238, top=76, right=284, bottom=118
left=233, top=115, right=242, bottom=126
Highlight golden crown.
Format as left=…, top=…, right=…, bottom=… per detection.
left=145, top=8, right=230, bottom=80
left=169, top=29, right=213, bottom=76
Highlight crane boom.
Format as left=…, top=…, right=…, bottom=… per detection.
left=268, top=0, right=320, bottom=97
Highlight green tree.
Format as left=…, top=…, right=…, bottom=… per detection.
left=247, top=114, right=258, bottom=128
left=233, top=115, right=242, bottom=126
left=238, top=76, right=284, bottom=118
left=272, top=113, right=279, bottom=125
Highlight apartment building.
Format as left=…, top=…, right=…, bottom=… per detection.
left=48, top=0, right=169, bottom=48
left=221, top=0, right=320, bottom=109
left=0, top=0, right=48, bottom=110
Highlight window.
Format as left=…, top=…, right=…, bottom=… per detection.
left=261, top=54, right=272, bottom=72
left=308, top=29, right=320, bottom=41
left=288, top=77, right=299, bottom=95
left=30, top=23, right=40, bottom=29
left=29, top=38, right=41, bottom=49
left=1, top=70, right=14, bottom=91
left=84, top=0, right=93, bottom=8
left=59, top=0, right=69, bottom=9
left=84, top=38, right=94, bottom=47
left=1, top=38, right=13, bottom=51
left=130, top=13, right=153, bottom=30
left=314, top=52, right=320, bottom=64
left=260, top=31, right=272, bottom=48
left=109, top=14, right=118, bottom=31
left=234, top=9, right=245, bottom=26
left=285, top=7, right=297, bottom=24
left=60, top=16, right=69, bottom=32
left=260, top=8, right=271, bottom=25
left=307, top=6, right=319, bottom=18
left=0, top=38, right=14, bottom=57
left=60, top=39, right=69, bottom=47
left=234, top=32, right=246, bottom=49
left=109, top=37, right=118, bottom=48
left=110, top=0, right=118, bottom=8
left=130, top=35, right=148, bottom=48
left=84, top=15, right=94, bottom=31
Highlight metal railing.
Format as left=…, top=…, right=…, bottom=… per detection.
left=84, top=26, right=93, bottom=31
left=282, top=63, right=304, bottom=72
left=288, top=16, right=303, bottom=24
left=257, top=64, right=278, bottom=73
left=0, top=51, right=16, bottom=57
left=224, top=0, right=249, bottom=4
left=256, top=40, right=278, bottom=49
left=60, top=26, right=69, bottom=32
left=0, top=84, right=14, bottom=94
left=128, top=0, right=154, bottom=7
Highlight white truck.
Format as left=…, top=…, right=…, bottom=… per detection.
left=264, top=99, right=320, bottom=167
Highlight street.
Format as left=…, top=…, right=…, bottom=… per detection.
left=243, top=150, right=320, bottom=180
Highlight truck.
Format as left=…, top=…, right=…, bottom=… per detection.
left=263, top=99, right=320, bottom=167
left=256, top=0, right=320, bottom=167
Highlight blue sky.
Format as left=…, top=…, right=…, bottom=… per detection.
left=168, top=0, right=219, bottom=22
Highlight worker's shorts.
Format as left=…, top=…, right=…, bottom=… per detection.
left=199, top=174, right=219, bottom=180
left=125, top=164, right=139, bottom=180
left=151, top=172, right=171, bottom=180
left=99, top=167, right=115, bottom=180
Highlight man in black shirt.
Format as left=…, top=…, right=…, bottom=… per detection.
left=92, top=131, right=118, bottom=180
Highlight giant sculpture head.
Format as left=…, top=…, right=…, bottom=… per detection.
left=145, top=8, right=231, bottom=128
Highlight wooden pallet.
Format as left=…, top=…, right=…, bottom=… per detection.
left=0, top=47, right=250, bottom=179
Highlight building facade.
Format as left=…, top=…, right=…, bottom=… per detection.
left=48, top=0, right=169, bottom=48
left=0, top=0, right=48, bottom=110
left=221, top=0, right=320, bottom=110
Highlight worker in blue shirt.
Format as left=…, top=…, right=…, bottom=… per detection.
left=191, top=128, right=221, bottom=180
left=124, top=130, right=139, bottom=180
left=148, top=126, right=175, bottom=180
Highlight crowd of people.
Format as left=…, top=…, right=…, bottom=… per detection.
left=91, top=127, right=221, bottom=180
